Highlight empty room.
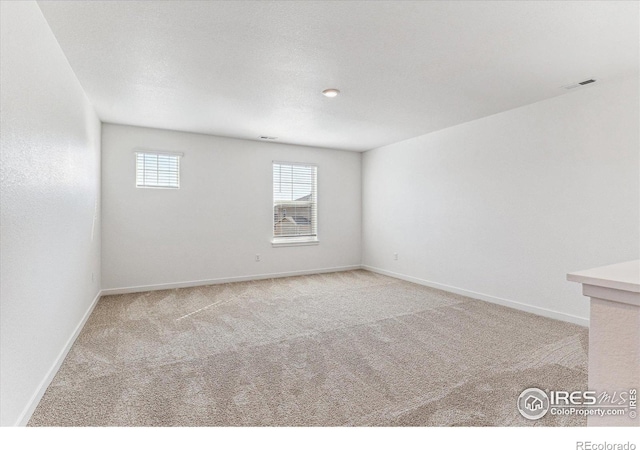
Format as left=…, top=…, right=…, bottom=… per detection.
left=1, top=0, right=639, bottom=444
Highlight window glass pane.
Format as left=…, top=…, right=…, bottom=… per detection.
left=273, top=163, right=317, bottom=238
left=136, top=152, right=180, bottom=188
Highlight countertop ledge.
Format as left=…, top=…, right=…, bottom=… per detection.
left=567, top=260, right=640, bottom=293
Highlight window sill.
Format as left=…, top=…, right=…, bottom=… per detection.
left=271, top=237, right=319, bottom=247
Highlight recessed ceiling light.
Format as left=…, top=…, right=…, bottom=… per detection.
left=322, top=88, right=340, bottom=98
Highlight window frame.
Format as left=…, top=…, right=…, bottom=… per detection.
left=272, top=161, right=319, bottom=247
left=134, top=150, right=183, bottom=189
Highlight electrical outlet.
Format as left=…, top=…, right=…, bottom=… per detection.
left=393, top=253, right=398, bottom=261
left=255, top=254, right=261, bottom=262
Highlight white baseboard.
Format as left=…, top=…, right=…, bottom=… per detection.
left=362, top=265, right=589, bottom=327
left=15, top=289, right=102, bottom=426
left=100, top=265, right=363, bottom=296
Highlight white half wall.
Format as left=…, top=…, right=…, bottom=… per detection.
left=362, top=76, right=640, bottom=325
left=0, top=1, right=101, bottom=426
left=101, top=124, right=361, bottom=291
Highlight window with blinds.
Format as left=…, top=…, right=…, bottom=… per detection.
left=273, top=162, right=318, bottom=244
left=135, top=152, right=181, bottom=188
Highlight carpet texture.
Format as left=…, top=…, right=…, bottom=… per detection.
left=28, top=270, right=588, bottom=426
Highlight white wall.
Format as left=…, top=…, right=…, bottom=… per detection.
left=362, top=76, right=639, bottom=325
left=101, top=124, right=361, bottom=291
left=0, top=1, right=101, bottom=426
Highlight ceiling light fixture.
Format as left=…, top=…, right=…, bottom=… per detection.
left=322, top=88, right=340, bottom=98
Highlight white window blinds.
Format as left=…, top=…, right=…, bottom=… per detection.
left=135, top=152, right=181, bottom=188
left=273, top=162, right=317, bottom=240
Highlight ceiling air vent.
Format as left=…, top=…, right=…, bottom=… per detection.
left=563, top=79, right=597, bottom=90
left=259, top=136, right=278, bottom=140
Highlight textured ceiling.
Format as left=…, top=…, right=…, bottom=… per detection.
left=38, top=1, right=639, bottom=151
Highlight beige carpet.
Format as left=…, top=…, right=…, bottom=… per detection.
left=28, top=270, right=587, bottom=426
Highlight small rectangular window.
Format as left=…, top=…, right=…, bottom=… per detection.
left=135, top=151, right=181, bottom=188
left=273, top=162, right=318, bottom=246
